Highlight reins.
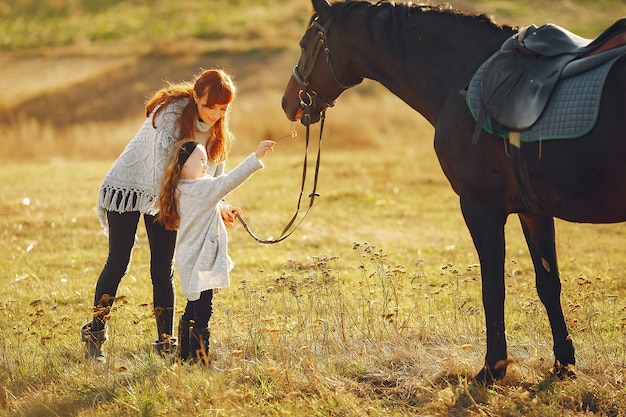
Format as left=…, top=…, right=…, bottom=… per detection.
left=234, top=12, right=357, bottom=244
left=234, top=107, right=326, bottom=244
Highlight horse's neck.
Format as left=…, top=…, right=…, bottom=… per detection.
left=347, top=8, right=514, bottom=123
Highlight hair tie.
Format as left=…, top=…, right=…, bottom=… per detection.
left=179, top=141, right=199, bottom=167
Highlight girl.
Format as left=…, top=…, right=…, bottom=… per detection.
left=81, top=68, right=242, bottom=362
left=158, top=138, right=275, bottom=365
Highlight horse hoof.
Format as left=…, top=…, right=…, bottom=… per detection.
left=474, top=365, right=504, bottom=386
left=474, top=359, right=511, bottom=385
left=473, top=369, right=494, bottom=386
left=552, top=361, right=576, bottom=380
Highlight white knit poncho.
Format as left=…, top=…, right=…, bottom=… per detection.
left=96, top=98, right=221, bottom=231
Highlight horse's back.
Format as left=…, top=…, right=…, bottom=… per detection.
left=436, top=54, right=626, bottom=223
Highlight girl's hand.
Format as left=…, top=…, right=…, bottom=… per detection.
left=220, top=204, right=241, bottom=228
left=256, top=140, right=276, bottom=159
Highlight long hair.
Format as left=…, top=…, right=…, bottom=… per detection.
left=157, top=138, right=197, bottom=230
left=146, top=68, right=236, bottom=164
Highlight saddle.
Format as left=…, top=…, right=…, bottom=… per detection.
left=475, top=18, right=626, bottom=137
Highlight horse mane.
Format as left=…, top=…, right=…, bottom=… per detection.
left=325, top=1, right=508, bottom=28
left=315, top=1, right=513, bottom=69
left=402, top=2, right=506, bottom=27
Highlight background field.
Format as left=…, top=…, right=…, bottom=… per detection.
left=1, top=1, right=626, bottom=416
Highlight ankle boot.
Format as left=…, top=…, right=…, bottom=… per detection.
left=189, top=327, right=210, bottom=366
left=152, top=335, right=177, bottom=357
left=153, top=306, right=176, bottom=357
left=176, top=319, right=192, bottom=361
left=80, top=323, right=108, bottom=363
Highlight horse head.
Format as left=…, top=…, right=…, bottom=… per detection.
left=282, top=0, right=363, bottom=125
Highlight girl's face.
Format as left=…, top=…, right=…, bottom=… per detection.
left=180, top=144, right=209, bottom=179
left=194, top=92, right=229, bottom=126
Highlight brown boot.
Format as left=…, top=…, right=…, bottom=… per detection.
left=80, top=323, right=108, bottom=363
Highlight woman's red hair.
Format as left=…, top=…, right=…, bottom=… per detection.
left=146, top=68, right=236, bottom=164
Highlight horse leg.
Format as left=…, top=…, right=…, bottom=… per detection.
left=460, top=195, right=508, bottom=384
left=518, top=213, right=576, bottom=379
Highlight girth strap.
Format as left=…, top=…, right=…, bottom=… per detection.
left=508, top=133, right=542, bottom=214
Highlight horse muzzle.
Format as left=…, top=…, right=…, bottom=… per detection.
left=281, top=91, right=323, bottom=126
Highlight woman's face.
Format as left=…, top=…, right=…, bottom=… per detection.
left=180, top=144, right=209, bottom=179
left=194, top=92, right=229, bottom=126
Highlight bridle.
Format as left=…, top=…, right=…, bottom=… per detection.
left=291, top=14, right=362, bottom=116
left=235, top=13, right=359, bottom=244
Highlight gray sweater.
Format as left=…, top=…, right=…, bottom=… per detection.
left=175, top=153, right=263, bottom=301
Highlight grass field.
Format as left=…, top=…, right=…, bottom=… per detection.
left=2, top=0, right=626, bottom=416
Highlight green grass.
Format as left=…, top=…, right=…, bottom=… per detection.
left=0, top=0, right=309, bottom=52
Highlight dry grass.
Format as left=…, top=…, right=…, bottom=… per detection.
left=2, top=137, right=626, bottom=416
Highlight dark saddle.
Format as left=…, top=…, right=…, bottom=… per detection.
left=477, top=18, right=626, bottom=134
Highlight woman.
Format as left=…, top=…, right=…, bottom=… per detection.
left=81, top=68, right=240, bottom=362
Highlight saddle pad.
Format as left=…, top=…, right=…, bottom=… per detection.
left=466, top=47, right=626, bottom=142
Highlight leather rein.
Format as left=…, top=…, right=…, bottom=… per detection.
left=234, top=15, right=352, bottom=244
left=234, top=109, right=325, bottom=244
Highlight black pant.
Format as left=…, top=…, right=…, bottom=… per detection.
left=91, top=210, right=177, bottom=340
left=181, top=289, right=214, bottom=330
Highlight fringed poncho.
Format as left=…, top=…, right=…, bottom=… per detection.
left=96, top=98, right=221, bottom=232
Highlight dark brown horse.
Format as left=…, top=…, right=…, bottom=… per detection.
left=281, top=0, right=626, bottom=384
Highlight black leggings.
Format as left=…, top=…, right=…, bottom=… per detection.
left=91, top=210, right=177, bottom=339
left=181, top=289, right=214, bottom=330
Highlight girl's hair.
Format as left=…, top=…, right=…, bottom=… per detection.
left=146, top=68, right=236, bottom=164
left=157, top=138, right=197, bottom=230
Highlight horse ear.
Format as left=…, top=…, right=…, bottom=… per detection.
left=312, top=0, right=332, bottom=15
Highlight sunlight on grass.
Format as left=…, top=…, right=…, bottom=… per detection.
left=0, top=0, right=309, bottom=51
left=1, top=158, right=626, bottom=415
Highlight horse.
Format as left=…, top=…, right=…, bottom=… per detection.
left=281, top=0, right=626, bottom=385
